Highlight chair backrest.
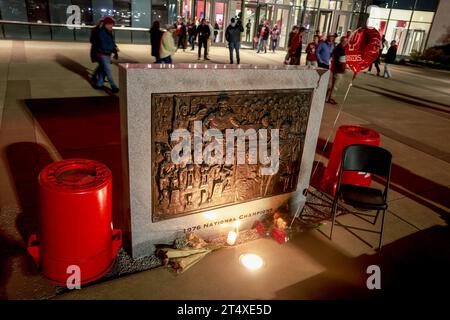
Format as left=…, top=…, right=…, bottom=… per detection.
left=341, top=144, right=392, bottom=178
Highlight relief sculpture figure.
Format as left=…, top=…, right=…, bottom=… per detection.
left=152, top=89, right=312, bottom=221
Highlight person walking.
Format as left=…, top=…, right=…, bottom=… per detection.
left=256, top=21, right=270, bottom=53
left=270, top=24, right=280, bottom=53
left=381, top=34, right=388, bottom=52
left=245, top=19, right=251, bottom=42
left=207, top=20, right=214, bottom=58
left=326, top=36, right=348, bottom=105
left=90, top=18, right=104, bottom=83
left=225, top=17, right=244, bottom=64
left=187, top=19, right=196, bottom=50
left=214, top=22, right=219, bottom=42
left=91, top=16, right=119, bottom=93
left=383, top=40, right=397, bottom=78
left=285, top=25, right=299, bottom=64
left=159, top=25, right=177, bottom=64
left=366, top=34, right=386, bottom=75
left=305, top=35, right=319, bottom=66
left=196, top=19, right=211, bottom=60
left=367, top=46, right=381, bottom=76
left=288, top=26, right=305, bottom=65
left=175, top=18, right=187, bottom=51
left=150, top=21, right=163, bottom=63
left=316, top=33, right=335, bottom=69
left=314, top=29, right=322, bottom=41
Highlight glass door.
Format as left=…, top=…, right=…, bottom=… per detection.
left=205, top=0, right=211, bottom=21
left=244, top=5, right=257, bottom=43
left=333, top=12, right=351, bottom=37
left=318, top=10, right=332, bottom=36
left=404, top=29, right=426, bottom=55
left=256, top=4, right=268, bottom=25
left=254, top=4, right=268, bottom=47
left=273, top=6, right=291, bottom=49
left=213, top=1, right=228, bottom=43
left=195, top=0, right=211, bottom=21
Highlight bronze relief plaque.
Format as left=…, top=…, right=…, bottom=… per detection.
left=152, top=89, right=313, bottom=222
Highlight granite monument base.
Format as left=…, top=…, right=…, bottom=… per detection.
left=119, top=64, right=329, bottom=258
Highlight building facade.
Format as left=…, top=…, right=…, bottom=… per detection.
left=0, top=0, right=444, bottom=55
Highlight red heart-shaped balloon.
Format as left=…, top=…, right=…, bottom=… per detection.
left=345, top=27, right=381, bottom=78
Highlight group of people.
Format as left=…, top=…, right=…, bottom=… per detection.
left=305, top=30, right=398, bottom=78
left=366, top=34, right=398, bottom=79
left=149, top=16, right=246, bottom=65
left=173, top=17, right=221, bottom=60
left=148, top=18, right=213, bottom=64
left=283, top=28, right=398, bottom=104
left=254, top=20, right=281, bottom=54
left=89, top=16, right=399, bottom=98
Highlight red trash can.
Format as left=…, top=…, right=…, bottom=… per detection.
left=320, top=125, right=380, bottom=196
left=27, top=159, right=121, bottom=286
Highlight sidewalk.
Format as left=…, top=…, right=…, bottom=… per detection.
left=0, top=40, right=449, bottom=299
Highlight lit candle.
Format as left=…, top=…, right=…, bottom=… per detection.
left=233, top=220, right=241, bottom=234
left=227, top=231, right=238, bottom=246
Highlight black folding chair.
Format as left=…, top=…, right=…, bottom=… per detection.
left=330, top=144, right=392, bottom=250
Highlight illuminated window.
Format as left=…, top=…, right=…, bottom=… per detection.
left=411, top=11, right=434, bottom=23
left=113, top=0, right=131, bottom=27
left=392, top=0, right=414, bottom=10
left=0, top=0, right=28, bottom=21
left=414, top=0, right=438, bottom=12
left=72, top=0, right=93, bottom=25
left=26, top=0, right=50, bottom=23
left=372, top=0, right=392, bottom=9
left=389, top=9, right=412, bottom=21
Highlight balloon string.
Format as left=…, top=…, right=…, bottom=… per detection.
left=310, top=80, right=353, bottom=185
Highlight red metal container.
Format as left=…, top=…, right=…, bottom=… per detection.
left=27, top=159, right=121, bottom=286
left=320, top=125, right=380, bottom=196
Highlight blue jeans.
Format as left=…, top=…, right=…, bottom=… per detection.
left=96, top=56, right=117, bottom=89
left=229, top=42, right=240, bottom=64
left=383, top=63, right=392, bottom=78
left=257, top=36, right=266, bottom=53
left=271, top=39, right=277, bottom=52
left=156, top=56, right=172, bottom=64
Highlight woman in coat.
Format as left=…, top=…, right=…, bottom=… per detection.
left=150, top=21, right=163, bottom=63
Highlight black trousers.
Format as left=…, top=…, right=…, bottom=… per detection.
left=318, top=61, right=329, bottom=69
left=368, top=57, right=381, bottom=74
left=177, top=35, right=186, bottom=49
left=198, top=37, right=208, bottom=58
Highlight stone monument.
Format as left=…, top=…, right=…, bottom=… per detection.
left=119, top=64, right=329, bottom=258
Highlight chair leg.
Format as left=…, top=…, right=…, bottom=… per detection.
left=330, top=198, right=338, bottom=240
left=373, top=210, right=380, bottom=225
left=378, top=209, right=387, bottom=250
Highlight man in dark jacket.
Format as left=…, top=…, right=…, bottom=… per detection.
left=197, top=19, right=211, bottom=60
left=150, top=20, right=163, bottom=62
left=383, top=40, right=397, bottom=78
left=90, top=19, right=103, bottom=83
left=187, top=19, right=196, bottom=50
left=90, top=20, right=102, bottom=64
left=225, top=18, right=244, bottom=64
left=91, top=16, right=119, bottom=93
left=245, top=19, right=251, bottom=42
left=288, top=26, right=305, bottom=65
left=326, top=36, right=348, bottom=104
left=176, top=18, right=187, bottom=51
